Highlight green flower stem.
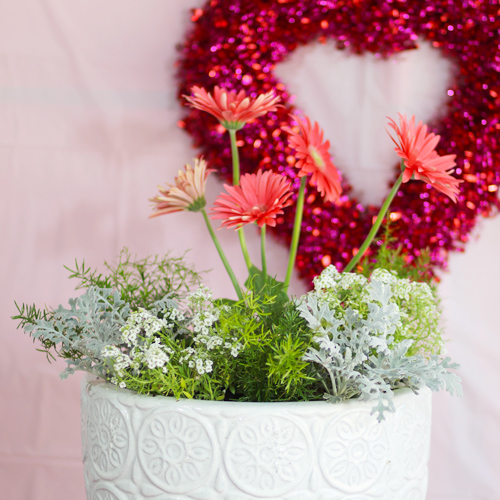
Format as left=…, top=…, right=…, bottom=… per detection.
left=238, top=229, right=252, bottom=270
left=261, top=225, right=267, bottom=279
left=229, top=128, right=252, bottom=270
left=228, top=129, right=240, bottom=185
left=201, top=209, right=243, bottom=301
left=284, top=176, right=307, bottom=290
left=343, top=169, right=405, bottom=273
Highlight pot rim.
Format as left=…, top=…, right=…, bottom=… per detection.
left=84, top=373, right=429, bottom=412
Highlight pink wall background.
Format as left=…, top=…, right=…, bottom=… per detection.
left=1, top=1, right=499, bottom=499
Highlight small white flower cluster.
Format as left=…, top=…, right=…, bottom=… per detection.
left=393, top=277, right=434, bottom=302
left=139, top=338, right=174, bottom=370
left=101, top=345, right=134, bottom=378
left=162, top=306, right=186, bottom=329
left=312, top=265, right=370, bottom=309
left=102, top=336, right=173, bottom=371
left=337, top=272, right=368, bottom=290
left=120, top=308, right=170, bottom=346
left=100, top=286, right=245, bottom=386
left=313, top=264, right=368, bottom=290
left=303, top=265, right=443, bottom=357
left=313, top=264, right=342, bottom=290
left=192, top=306, right=220, bottom=336
left=178, top=348, right=214, bottom=375
left=370, top=268, right=434, bottom=304
left=178, top=335, right=243, bottom=376
left=176, top=286, right=244, bottom=376
left=369, top=268, right=442, bottom=353
left=370, top=268, right=398, bottom=284
left=187, top=285, right=214, bottom=312
left=101, top=307, right=179, bottom=388
left=227, top=341, right=243, bottom=358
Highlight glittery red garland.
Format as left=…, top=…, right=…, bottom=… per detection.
left=177, top=0, right=500, bottom=284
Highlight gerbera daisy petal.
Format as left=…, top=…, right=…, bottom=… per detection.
left=416, top=134, right=441, bottom=160
left=184, top=86, right=281, bottom=130
left=149, top=158, right=212, bottom=217
left=387, top=114, right=462, bottom=201
left=286, top=115, right=342, bottom=203
left=210, top=170, right=293, bottom=229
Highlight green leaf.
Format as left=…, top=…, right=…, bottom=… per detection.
left=244, top=265, right=289, bottom=303
left=215, top=298, right=237, bottom=307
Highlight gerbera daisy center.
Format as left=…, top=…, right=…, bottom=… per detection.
left=249, top=205, right=267, bottom=216
left=308, top=146, right=326, bottom=170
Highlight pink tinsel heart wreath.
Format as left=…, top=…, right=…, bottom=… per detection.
left=177, top=0, right=500, bottom=284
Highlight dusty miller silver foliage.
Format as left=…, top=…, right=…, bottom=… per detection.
left=25, top=287, right=131, bottom=379
left=297, top=267, right=462, bottom=422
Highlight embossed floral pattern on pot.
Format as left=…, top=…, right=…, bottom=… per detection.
left=395, top=398, right=431, bottom=474
left=87, top=398, right=130, bottom=480
left=137, top=410, right=215, bottom=493
left=82, top=377, right=433, bottom=499
left=224, top=415, right=311, bottom=496
left=388, top=394, right=432, bottom=494
left=92, top=483, right=124, bottom=500
left=319, top=410, right=388, bottom=492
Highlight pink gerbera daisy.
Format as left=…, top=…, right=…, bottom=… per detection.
left=286, top=115, right=342, bottom=203
left=387, top=114, right=461, bottom=202
left=211, top=170, right=293, bottom=229
left=149, top=158, right=212, bottom=217
left=184, top=85, right=281, bottom=130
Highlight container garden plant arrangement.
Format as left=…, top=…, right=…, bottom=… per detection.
left=15, top=86, right=462, bottom=500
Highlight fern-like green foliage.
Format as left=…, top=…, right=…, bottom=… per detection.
left=14, top=303, right=62, bottom=363
left=65, top=247, right=202, bottom=309
left=359, top=225, right=437, bottom=287
left=217, top=288, right=318, bottom=402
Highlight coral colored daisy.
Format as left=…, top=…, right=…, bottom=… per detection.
left=149, top=158, right=212, bottom=217
left=211, top=170, right=293, bottom=229
left=184, top=85, right=281, bottom=131
left=286, top=115, right=342, bottom=203
left=387, top=114, right=461, bottom=202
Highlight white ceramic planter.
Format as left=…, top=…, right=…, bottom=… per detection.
left=81, top=375, right=432, bottom=500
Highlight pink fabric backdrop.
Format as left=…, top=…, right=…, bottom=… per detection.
left=1, top=1, right=499, bottom=499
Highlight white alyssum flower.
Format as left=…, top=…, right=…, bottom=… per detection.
left=189, top=286, right=221, bottom=336
left=230, top=343, right=243, bottom=357
left=370, top=268, right=398, bottom=284
left=101, top=303, right=184, bottom=382
left=195, top=357, right=214, bottom=375
left=138, top=338, right=173, bottom=370
left=337, top=272, right=368, bottom=290
left=162, top=306, right=186, bottom=329
left=120, top=308, right=170, bottom=346
left=102, top=286, right=246, bottom=386
left=100, top=347, right=133, bottom=377
left=313, top=264, right=341, bottom=289
left=101, top=345, right=121, bottom=358
left=171, top=286, right=245, bottom=375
